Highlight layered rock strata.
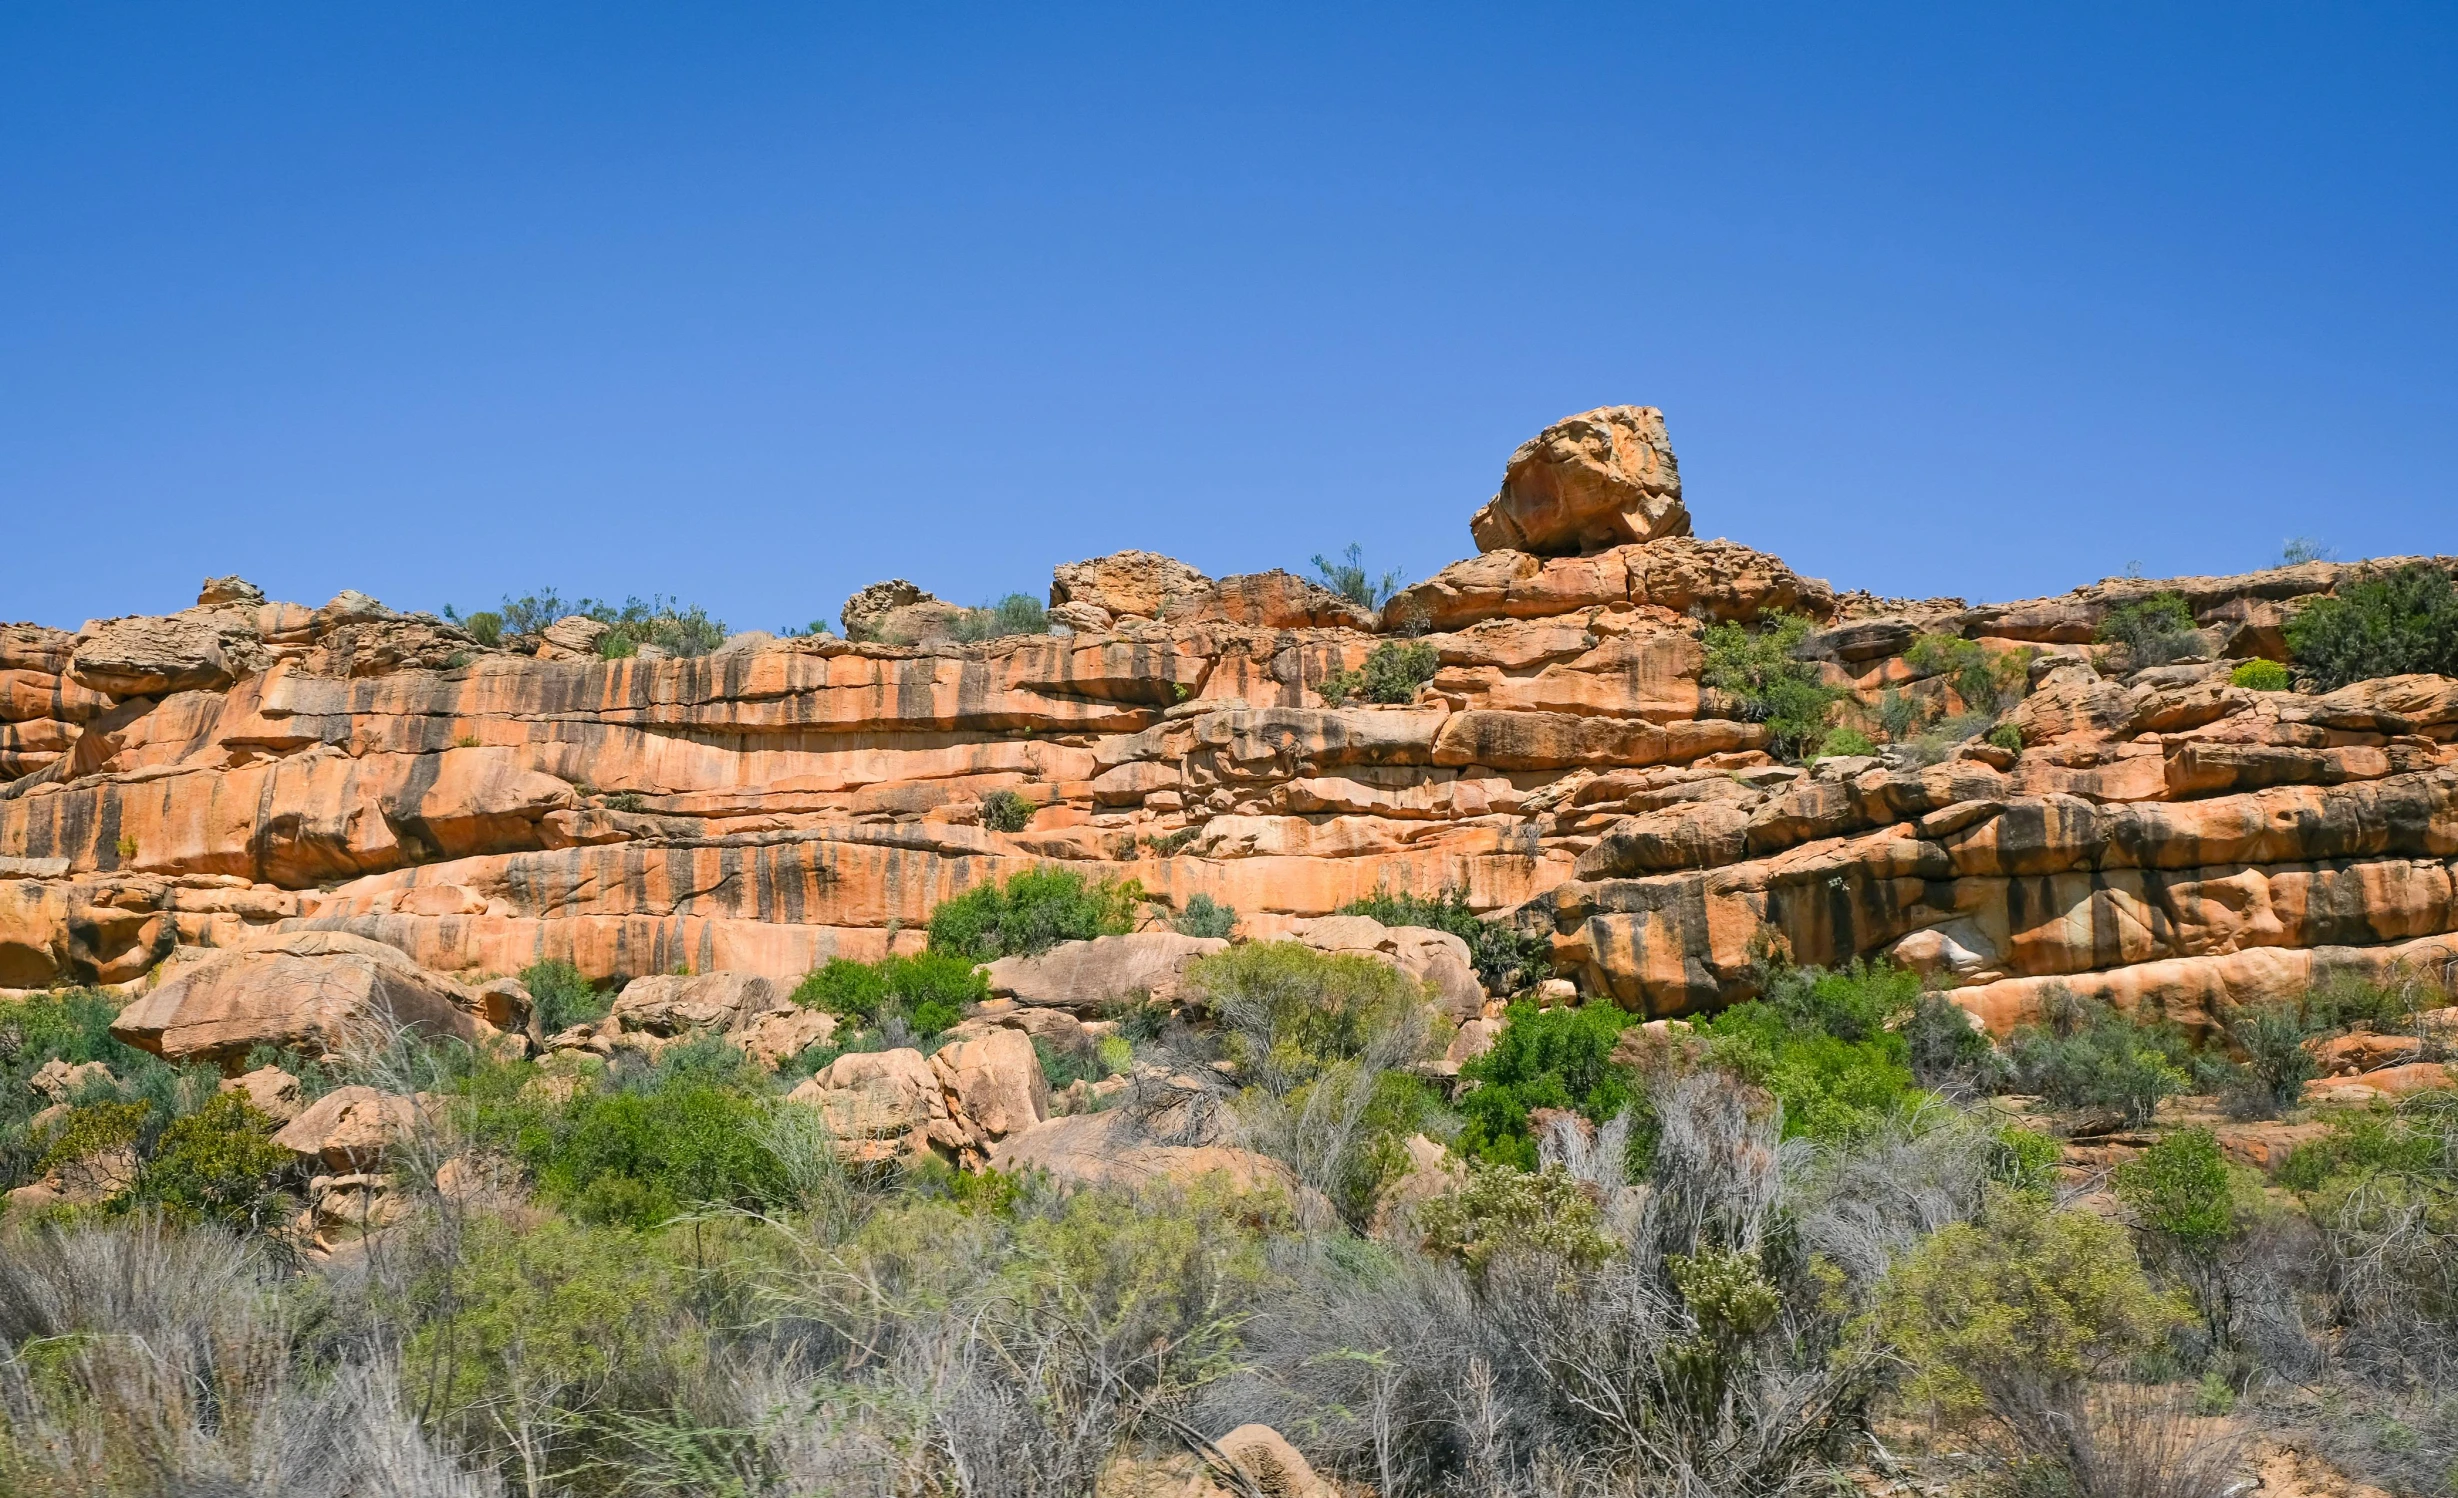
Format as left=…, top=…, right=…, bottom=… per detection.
left=3, top=406, right=2454, bottom=1040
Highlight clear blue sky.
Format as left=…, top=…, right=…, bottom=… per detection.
left=4, top=4, right=2452, bottom=633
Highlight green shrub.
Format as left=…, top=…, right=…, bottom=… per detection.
left=2216, top=1003, right=2318, bottom=1119
left=521, top=959, right=611, bottom=1035
left=1698, top=610, right=1846, bottom=761
left=407, top=1213, right=694, bottom=1424
left=2113, top=1128, right=2243, bottom=1254
left=1318, top=640, right=1439, bottom=706
left=1186, top=942, right=1442, bottom=1226
left=35, top=1099, right=149, bottom=1178
left=1903, top=991, right=2001, bottom=1090
left=927, top=867, right=1144, bottom=961
left=953, top=593, right=1050, bottom=641
left=1816, top=726, right=1877, bottom=760
left=462, top=610, right=504, bottom=646
left=2094, top=592, right=2204, bottom=666
left=1756, top=959, right=1922, bottom=1043
left=1455, top=1001, right=1639, bottom=1170
left=978, top=789, right=1036, bottom=832
left=2286, top=563, right=2458, bottom=690
left=789, top=952, right=984, bottom=1038
left=1311, top=542, right=1404, bottom=610
left=1338, top=885, right=1553, bottom=997
left=1703, top=1001, right=1923, bottom=1144
left=518, top=1080, right=792, bottom=1229
left=1417, top=1161, right=1615, bottom=1272
left=1171, top=893, right=1238, bottom=939
left=1905, top=634, right=2032, bottom=715
left=2007, top=992, right=2193, bottom=1126
left=1986, top=722, right=2025, bottom=752
left=494, top=590, right=727, bottom=656
left=2230, top=658, right=2291, bottom=691
left=1875, top=687, right=1924, bottom=741
left=1880, top=1190, right=2188, bottom=1420
left=138, top=1093, right=293, bottom=1229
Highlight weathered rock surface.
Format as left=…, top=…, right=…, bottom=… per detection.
left=109, top=930, right=486, bottom=1063
left=1470, top=406, right=1689, bottom=556
left=2, top=404, right=2453, bottom=1049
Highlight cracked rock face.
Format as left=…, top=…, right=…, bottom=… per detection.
left=4, top=404, right=2454, bottom=1054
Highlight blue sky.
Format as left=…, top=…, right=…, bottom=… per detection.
left=3, top=4, right=2452, bottom=633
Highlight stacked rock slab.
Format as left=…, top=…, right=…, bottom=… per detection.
left=2, top=405, right=2454, bottom=1042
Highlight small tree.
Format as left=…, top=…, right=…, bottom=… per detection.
left=1311, top=543, right=1405, bottom=610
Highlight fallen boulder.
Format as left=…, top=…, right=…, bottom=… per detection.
left=983, top=931, right=1229, bottom=1014
left=109, top=930, right=485, bottom=1064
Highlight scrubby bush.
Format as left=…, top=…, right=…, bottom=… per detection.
left=1816, top=726, right=1877, bottom=759
left=1703, top=998, right=1924, bottom=1145
left=1902, top=990, right=2002, bottom=1091
left=489, top=589, right=727, bottom=655
left=0, top=988, right=163, bottom=1188
left=953, top=592, right=1049, bottom=641
left=789, top=951, right=984, bottom=1039
left=461, top=609, right=504, bottom=646
left=517, top=1074, right=792, bottom=1228
left=2095, top=591, right=2205, bottom=666
left=1183, top=942, right=1441, bottom=1228
left=1882, top=1190, right=2187, bottom=1422
left=977, top=787, right=1036, bottom=832
left=1699, top=609, right=1846, bottom=761
left=520, top=957, right=610, bottom=1035
left=2231, top=657, right=2292, bottom=691
left=1171, top=892, right=1238, bottom=938
left=1319, top=639, right=1439, bottom=706
left=2007, top=990, right=2193, bottom=1126
left=2286, top=562, right=2458, bottom=689
left=927, top=866, right=1143, bottom=961
left=1339, top=885, right=1554, bottom=996
left=2277, top=1093, right=2458, bottom=1378
left=2216, top=1002, right=2319, bottom=1118
left=1417, top=1160, right=1616, bottom=1272
left=1311, top=542, right=1404, bottom=609
left=1454, top=1000, right=1638, bottom=1170
left=1906, top=633, right=2033, bottom=715
left=138, top=1093, right=294, bottom=1229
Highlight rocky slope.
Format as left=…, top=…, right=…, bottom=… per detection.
left=5, top=404, right=2456, bottom=1042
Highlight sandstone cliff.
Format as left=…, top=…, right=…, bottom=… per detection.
left=6, top=403, right=2455, bottom=1039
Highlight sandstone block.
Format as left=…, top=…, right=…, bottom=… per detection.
left=273, top=1085, right=426, bottom=1169
left=1470, top=406, right=1688, bottom=556
left=930, top=1027, right=1048, bottom=1144
left=109, top=929, right=484, bottom=1064
left=982, top=932, right=1229, bottom=1013
left=986, top=1109, right=1295, bottom=1194
left=609, top=971, right=780, bottom=1035
left=218, top=1064, right=306, bottom=1124
left=1050, top=549, right=1211, bottom=620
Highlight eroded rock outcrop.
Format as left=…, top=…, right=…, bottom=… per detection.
left=2, top=408, right=2452, bottom=1047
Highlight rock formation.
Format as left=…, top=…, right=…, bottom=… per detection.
left=3, top=403, right=2455, bottom=1049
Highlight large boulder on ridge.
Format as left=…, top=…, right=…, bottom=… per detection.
left=1050, top=549, right=1211, bottom=622
left=1470, top=406, right=1690, bottom=557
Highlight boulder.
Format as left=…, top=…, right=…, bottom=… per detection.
left=930, top=1027, right=1049, bottom=1146
left=733, top=1006, right=838, bottom=1070
left=1286, top=915, right=1484, bottom=1017
left=535, top=614, right=610, bottom=659
left=1166, top=571, right=1379, bottom=631
left=983, top=932, right=1230, bottom=1014
left=948, top=1003, right=1095, bottom=1056
left=197, top=576, right=266, bottom=608
left=787, top=1048, right=963, bottom=1164
left=987, top=1109, right=1296, bottom=1195
left=1215, top=1424, right=1335, bottom=1498
left=1470, top=406, right=1689, bottom=556
left=70, top=609, right=262, bottom=696
left=609, top=971, right=781, bottom=1035
left=1050, top=549, right=1211, bottom=621
left=109, top=930, right=485, bottom=1064
left=28, top=1057, right=111, bottom=1103
left=272, top=1085, right=427, bottom=1170
left=1437, top=1016, right=1503, bottom=1075
left=840, top=579, right=970, bottom=644
left=218, top=1064, right=306, bottom=1124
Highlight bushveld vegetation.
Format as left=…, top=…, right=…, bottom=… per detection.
left=450, top=590, right=729, bottom=657
left=2287, top=562, right=2458, bottom=690
left=1, top=871, right=2452, bottom=1495
left=1698, top=609, right=1846, bottom=762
